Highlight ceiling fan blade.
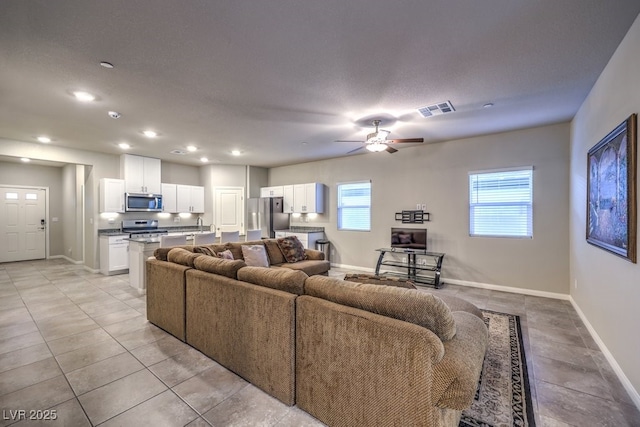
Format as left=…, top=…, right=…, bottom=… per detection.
left=385, top=146, right=398, bottom=154
left=347, top=146, right=366, bottom=154
left=387, top=138, right=424, bottom=144
left=335, top=140, right=365, bottom=143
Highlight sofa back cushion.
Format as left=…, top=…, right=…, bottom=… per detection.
left=167, top=248, right=202, bottom=267
left=305, top=276, right=457, bottom=341
left=263, top=240, right=286, bottom=265
left=193, top=256, right=246, bottom=279
left=154, top=245, right=196, bottom=261
left=237, top=266, right=307, bottom=295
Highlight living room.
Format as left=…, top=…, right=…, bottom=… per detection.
left=1, top=1, right=640, bottom=425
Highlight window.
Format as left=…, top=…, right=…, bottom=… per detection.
left=469, top=167, right=533, bottom=238
left=337, top=181, right=371, bottom=231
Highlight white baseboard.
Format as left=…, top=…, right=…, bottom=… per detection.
left=442, top=277, right=570, bottom=300
left=48, top=255, right=83, bottom=265
left=569, top=297, right=640, bottom=411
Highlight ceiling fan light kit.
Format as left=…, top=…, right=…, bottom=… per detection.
left=337, top=119, right=425, bottom=154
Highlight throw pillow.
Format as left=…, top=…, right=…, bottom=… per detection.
left=218, top=249, right=234, bottom=260
left=276, top=236, right=307, bottom=263
left=241, top=245, right=270, bottom=267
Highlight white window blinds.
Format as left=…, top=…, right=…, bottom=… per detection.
left=469, top=167, right=533, bottom=238
left=337, top=181, right=371, bottom=231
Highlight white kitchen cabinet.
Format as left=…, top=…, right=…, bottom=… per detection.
left=283, top=185, right=294, bottom=213
left=99, top=178, right=125, bottom=213
left=260, top=186, right=284, bottom=198
left=99, top=235, right=129, bottom=275
left=161, top=183, right=178, bottom=213
left=121, top=154, right=162, bottom=194
left=176, top=185, right=205, bottom=213
left=293, top=183, right=324, bottom=213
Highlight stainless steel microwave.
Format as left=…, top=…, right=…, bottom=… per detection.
left=125, top=193, right=163, bottom=212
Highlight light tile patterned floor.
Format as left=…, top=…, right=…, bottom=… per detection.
left=0, top=259, right=638, bottom=426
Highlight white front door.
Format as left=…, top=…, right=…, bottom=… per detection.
left=214, top=187, right=244, bottom=235
left=0, top=187, right=47, bottom=263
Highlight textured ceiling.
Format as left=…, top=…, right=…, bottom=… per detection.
left=1, top=1, right=639, bottom=167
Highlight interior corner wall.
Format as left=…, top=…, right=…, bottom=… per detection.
left=570, top=13, right=640, bottom=403
left=269, top=121, right=570, bottom=294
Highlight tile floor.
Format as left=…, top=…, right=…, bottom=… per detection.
left=0, top=258, right=638, bottom=426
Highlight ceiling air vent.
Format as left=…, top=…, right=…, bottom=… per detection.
left=417, top=101, right=455, bottom=118
left=170, top=149, right=186, bottom=155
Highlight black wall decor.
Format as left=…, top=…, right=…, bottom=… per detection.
left=395, top=210, right=430, bottom=223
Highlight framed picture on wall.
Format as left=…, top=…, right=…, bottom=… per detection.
left=586, top=113, right=637, bottom=263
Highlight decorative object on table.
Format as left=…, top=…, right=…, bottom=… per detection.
left=395, top=209, right=430, bottom=223
left=460, top=310, right=535, bottom=427
left=586, top=113, right=637, bottom=263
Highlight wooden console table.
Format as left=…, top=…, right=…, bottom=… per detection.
left=374, top=248, right=445, bottom=288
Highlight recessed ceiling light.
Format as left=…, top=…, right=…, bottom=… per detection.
left=200, top=157, right=209, bottom=163
left=483, top=103, right=494, bottom=108
left=100, top=61, right=114, bottom=69
left=73, top=91, right=96, bottom=102
left=37, top=136, right=51, bottom=143
left=187, top=145, right=198, bottom=152
left=108, top=111, right=121, bottom=119
left=21, top=158, right=30, bottom=162
left=118, top=142, right=130, bottom=149
left=231, top=150, right=241, bottom=156
left=143, top=130, right=158, bottom=138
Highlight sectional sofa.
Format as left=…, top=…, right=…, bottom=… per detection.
left=146, top=243, right=488, bottom=427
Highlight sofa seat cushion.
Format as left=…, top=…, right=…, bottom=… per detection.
left=167, top=248, right=202, bottom=267
left=305, top=276, right=457, bottom=341
left=193, top=256, right=246, bottom=279
left=237, top=266, right=307, bottom=295
left=432, top=311, right=489, bottom=409
left=275, top=259, right=330, bottom=277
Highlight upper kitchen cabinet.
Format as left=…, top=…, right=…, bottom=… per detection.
left=120, top=154, right=162, bottom=194
left=293, top=183, right=324, bottom=213
left=176, top=185, right=205, bottom=213
left=161, top=183, right=178, bottom=213
left=99, top=178, right=125, bottom=213
left=260, top=186, right=284, bottom=198
left=283, top=185, right=294, bottom=213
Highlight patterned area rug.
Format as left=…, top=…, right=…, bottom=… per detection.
left=459, top=310, right=536, bottom=427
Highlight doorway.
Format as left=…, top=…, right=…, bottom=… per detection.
left=0, top=186, right=47, bottom=263
left=214, top=187, right=244, bottom=235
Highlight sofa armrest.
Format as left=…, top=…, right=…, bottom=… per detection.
left=304, top=248, right=324, bottom=260
left=146, top=259, right=191, bottom=341
left=432, top=311, right=489, bottom=409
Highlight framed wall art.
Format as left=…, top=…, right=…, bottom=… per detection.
left=586, top=113, right=637, bottom=263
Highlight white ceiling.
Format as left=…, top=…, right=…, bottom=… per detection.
left=1, top=1, right=639, bottom=168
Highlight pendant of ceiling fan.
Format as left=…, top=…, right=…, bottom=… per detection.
left=336, top=119, right=424, bottom=154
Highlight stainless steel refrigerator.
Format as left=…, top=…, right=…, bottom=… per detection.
left=247, top=197, right=290, bottom=238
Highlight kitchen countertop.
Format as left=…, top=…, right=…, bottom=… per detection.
left=275, top=227, right=325, bottom=233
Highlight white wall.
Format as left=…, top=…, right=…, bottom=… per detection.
left=570, top=14, right=640, bottom=405
left=270, top=122, right=570, bottom=294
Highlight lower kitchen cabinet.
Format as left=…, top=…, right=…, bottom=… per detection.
left=99, top=235, right=129, bottom=275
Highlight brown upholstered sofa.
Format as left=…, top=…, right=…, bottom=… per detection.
left=146, top=248, right=488, bottom=426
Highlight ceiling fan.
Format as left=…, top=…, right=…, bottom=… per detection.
left=336, top=119, right=424, bottom=154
